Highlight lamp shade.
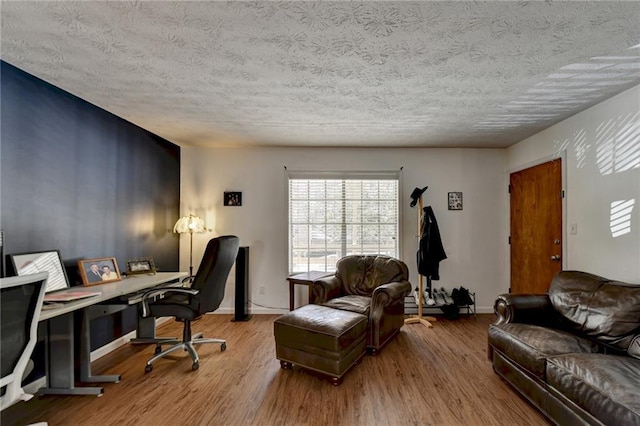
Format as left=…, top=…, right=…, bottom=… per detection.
left=173, top=215, right=205, bottom=234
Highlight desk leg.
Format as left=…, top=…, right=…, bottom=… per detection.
left=130, top=313, right=178, bottom=345
left=130, top=315, right=163, bottom=345
left=80, top=309, right=121, bottom=384
left=40, top=314, right=104, bottom=396
left=136, top=315, right=157, bottom=339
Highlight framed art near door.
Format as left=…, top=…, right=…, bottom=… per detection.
left=448, top=192, right=463, bottom=210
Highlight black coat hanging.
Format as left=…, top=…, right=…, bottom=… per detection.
left=417, top=206, right=447, bottom=280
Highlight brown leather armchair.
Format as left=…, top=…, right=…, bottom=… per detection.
left=311, top=255, right=412, bottom=354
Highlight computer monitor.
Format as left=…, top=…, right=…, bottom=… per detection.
left=8, top=250, right=70, bottom=293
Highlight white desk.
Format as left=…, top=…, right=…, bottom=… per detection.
left=39, top=272, right=187, bottom=396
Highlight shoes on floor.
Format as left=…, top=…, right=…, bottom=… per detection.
left=424, top=290, right=436, bottom=306
left=433, top=287, right=460, bottom=319
left=432, top=288, right=447, bottom=307
left=452, top=287, right=461, bottom=305
left=451, top=286, right=475, bottom=306
left=428, top=286, right=473, bottom=320
left=413, top=287, right=425, bottom=306
left=459, top=286, right=474, bottom=306
left=440, top=287, right=454, bottom=305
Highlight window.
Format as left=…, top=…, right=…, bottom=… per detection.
left=288, top=172, right=400, bottom=273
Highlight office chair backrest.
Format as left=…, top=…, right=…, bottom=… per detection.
left=191, top=236, right=240, bottom=314
left=1, top=272, right=48, bottom=411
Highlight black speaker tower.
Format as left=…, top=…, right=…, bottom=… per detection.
left=232, top=246, right=251, bottom=321
left=0, top=231, right=4, bottom=278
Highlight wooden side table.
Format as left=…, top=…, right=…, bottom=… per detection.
left=287, top=271, right=332, bottom=311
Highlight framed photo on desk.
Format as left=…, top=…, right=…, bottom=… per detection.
left=79, top=257, right=121, bottom=286
left=8, top=249, right=70, bottom=293
left=126, top=257, right=156, bottom=275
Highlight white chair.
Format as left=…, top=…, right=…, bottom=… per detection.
left=1, top=272, right=48, bottom=411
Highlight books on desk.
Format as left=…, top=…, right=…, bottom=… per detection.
left=44, top=290, right=101, bottom=303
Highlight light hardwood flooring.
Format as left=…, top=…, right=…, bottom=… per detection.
left=2, top=314, right=549, bottom=426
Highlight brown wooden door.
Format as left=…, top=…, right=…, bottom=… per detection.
left=510, top=159, right=562, bottom=294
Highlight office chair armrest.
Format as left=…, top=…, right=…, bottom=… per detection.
left=141, top=287, right=199, bottom=318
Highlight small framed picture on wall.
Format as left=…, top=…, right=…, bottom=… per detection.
left=448, top=192, right=463, bottom=210
left=224, top=191, right=242, bottom=206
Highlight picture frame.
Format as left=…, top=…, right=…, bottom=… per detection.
left=78, top=257, right=121, bottom=286
left=448, top=192, right=463, bottom=210
left=224, top=191, right=242, bottom=206
left=8, top=249, right=70, bottom=293
left=126, top=257, right=156, bottom=275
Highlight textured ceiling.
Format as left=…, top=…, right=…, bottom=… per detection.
left=2, top=1, right=640, bottom=148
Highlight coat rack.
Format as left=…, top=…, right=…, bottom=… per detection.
left=405, top=190, right=436, bottom=328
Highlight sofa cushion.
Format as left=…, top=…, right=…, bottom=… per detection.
left=630, top=335, right=640, bottom=360
left=549, top=271, right=640, bottom=351
left=336, top=255, right=408, bottom=296
left=489, top=323, right=599, bottom=380
left=546, top=353, right=640, bottom=426
left=274, top=304, right=367, bottom=353
left=323, top=295, right=371, bottom=316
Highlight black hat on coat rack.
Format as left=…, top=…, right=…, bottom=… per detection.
left=410, top=186, right=428, bottom=207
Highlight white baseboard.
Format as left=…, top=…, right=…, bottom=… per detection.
left=90, top=330, right=136, bottom=362
left=90, top=317, right=172, bottom=362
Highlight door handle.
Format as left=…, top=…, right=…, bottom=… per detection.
left=550, top=255, right=561, bottom=261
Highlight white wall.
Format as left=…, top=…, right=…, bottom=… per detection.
left=180, top=147, right=507, bottom=314
left=507, top=85, right=640, bottom=283
left=179, top=85, right=640, bottom=316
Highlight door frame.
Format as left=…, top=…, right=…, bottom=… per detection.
left=506, top=150, right=568, bottom=292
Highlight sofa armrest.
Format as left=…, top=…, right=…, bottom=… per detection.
left=493, top=293, right=556, bottom=325
left=372, top=280, right=412, bottom=306
left=311, top=276, right=342, bottom=304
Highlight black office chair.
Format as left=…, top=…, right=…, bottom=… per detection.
left=1, top=272, right=48, bottom=411
left=141, top=235, right=240, bottom=372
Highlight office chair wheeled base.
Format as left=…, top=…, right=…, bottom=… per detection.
left=144, top=331, right=227, bottom=373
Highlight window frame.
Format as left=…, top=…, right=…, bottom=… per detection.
left=286, top=170, right=402, bottom=274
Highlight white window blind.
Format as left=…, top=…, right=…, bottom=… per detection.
left=288, top=172, right=400, bottom=274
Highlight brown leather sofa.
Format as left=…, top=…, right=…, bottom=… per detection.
left=312, top=254, right=412, bottom=354
left=488, top=271, right=640, bottom=426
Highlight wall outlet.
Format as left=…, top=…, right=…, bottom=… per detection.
left=258, top=285, right=265, bottom=295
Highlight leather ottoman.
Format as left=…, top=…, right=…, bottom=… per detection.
left=274, top=304, right=367, bottom=385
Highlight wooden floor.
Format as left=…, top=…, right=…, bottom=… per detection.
left=2, top=314, right=549, bottom=426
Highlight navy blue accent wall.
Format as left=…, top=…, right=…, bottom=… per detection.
left=0, top=61, right=181, bottom=353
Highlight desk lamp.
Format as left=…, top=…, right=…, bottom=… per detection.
left=174, top=214, right=205, bottom=279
